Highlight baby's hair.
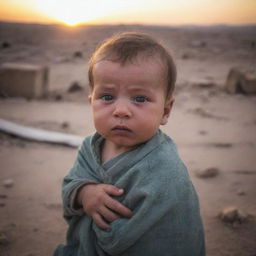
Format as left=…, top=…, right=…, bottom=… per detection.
left=88, top=32, right=177, bottom=98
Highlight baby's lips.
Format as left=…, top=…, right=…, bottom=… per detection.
left=112, top=125, right=132, bottom=131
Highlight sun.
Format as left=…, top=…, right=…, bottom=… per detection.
left=35, top=0, right=127, bottom=26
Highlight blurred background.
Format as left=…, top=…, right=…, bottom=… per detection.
left=0, top=1, right=256, bottom=255
left=1, top=0, right=256, bottom=26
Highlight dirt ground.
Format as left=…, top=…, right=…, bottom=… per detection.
left=0, top=22, right=256, bottom=256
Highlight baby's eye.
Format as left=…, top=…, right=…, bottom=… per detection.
left=101, top=95, right=114, bottom=101
left=133, top=96, right=147, bottom=103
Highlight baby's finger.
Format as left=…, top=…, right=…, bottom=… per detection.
left=99, top=206, right=120, bottom=223
left=105, top=197, right=132, bottom=218
left=92, top=213, right=111, bottom=230
left=102, top=184, right=124, bottom=196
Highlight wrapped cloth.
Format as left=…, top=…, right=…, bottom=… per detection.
left=54, top=130, right=205, bottom=256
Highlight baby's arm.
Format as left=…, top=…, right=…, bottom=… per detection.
left=77, top=184, right=132, bottom=230
left=61, top=138, right=132, bottom=224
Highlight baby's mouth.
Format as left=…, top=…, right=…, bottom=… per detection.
left=112, top=125, right=132, bottom=132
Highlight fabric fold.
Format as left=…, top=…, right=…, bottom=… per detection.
left=58, top=130, right=205, bottom=256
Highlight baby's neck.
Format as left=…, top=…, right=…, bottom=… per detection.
left=101, top=140, right=135, bottom=163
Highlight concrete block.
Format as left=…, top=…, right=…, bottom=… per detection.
left=226, top=67, right=256, bottom=94
left=0, top=63, right=49, bottom=98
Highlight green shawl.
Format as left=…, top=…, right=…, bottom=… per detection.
left=55, top=130, right=205, bottom=256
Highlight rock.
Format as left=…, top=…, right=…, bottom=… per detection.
left=61, top=121, right=70, bottom=129
left=0, top=194, right=7, bottom=199
left=225, top=67, right=256, bottom=94
left=189, top=40, right=207, bottom=48
left=191, top=108, right=213, bottom=118
left=0, top=232, right=9, bottom=245
left=219, top=206, right=249, bottom=224
left=3, top=179, right=14, bottom=188
left=181, top=53, right=191, bottom=59
left=10, top=223, right=16, bottom=228
left=199, top=130, right=207, bottom=135
left=193, top=81, right=216, bottom=89
left=33, top=227, right=39, bottom=232
left=196, top=167, right=219, bottom=178
left=189, top=107, right=228, bottom=121
left=67, top=82, right=83, bottom=93
left=212, top=142, right=233, bottom=148
left=1, top=41, right=11, bottom=49
left=237, top=189, right=245, bottom=196
left=54, top=94, right=63, bottom=101
left=73, top=51, right=83, bottom=58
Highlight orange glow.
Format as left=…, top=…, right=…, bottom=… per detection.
left=0, top=0, right=55, bottom=24
left=34, top=0, right=133, bottom=26
left=0, top=0, right=255, bottom=26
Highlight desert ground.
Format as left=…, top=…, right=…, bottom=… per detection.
left=0, top=22, right=256, bottom=256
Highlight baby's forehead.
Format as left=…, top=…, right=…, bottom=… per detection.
left=95, top=53, right=167, bottom=76
left=93, top=58, right=168, bottom=94
left=94, top=57, right=166, bottom=78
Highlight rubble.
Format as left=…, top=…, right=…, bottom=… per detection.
left=0, top=231, right=9, bottom=246
left=3, top=179, right=14, bottom=188
left=0, top=63, right=49, bottom=98
left=218, top=206, right=250, bottom=225
left=67, top=81, right=83, bottom=93
left=196, top=167, right=220, bottom=178
left=226, top=67, right=256, bottom=94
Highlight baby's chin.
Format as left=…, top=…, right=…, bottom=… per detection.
left=102, top=137, right=140, bottom=151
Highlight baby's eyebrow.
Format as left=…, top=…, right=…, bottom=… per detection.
left=127, top=86, right=153, bottom=93
left=96, top=84, right=116, bottom=90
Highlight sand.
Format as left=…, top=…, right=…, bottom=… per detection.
left=0, top=22, right=256, bottom=256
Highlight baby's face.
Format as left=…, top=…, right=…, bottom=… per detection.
left=89, top=58, right=173, bottom=152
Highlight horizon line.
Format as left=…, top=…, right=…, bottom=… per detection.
left=1, top=19, right=256, bottom=28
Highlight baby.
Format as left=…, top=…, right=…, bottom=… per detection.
left=54, top=32, right=205, bottom=256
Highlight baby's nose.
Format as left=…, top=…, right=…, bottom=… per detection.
left=113, top=101, right=132, bottom=118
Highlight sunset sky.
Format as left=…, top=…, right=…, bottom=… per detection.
left=0, top=0, right=256, bottom=26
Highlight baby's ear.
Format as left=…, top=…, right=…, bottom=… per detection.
left=88, top=94, right=92, bottom=104
left=161, top=97, right=174, bottom=125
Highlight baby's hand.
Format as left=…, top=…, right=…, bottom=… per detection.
left=77, top=184, right=132, bottom=230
